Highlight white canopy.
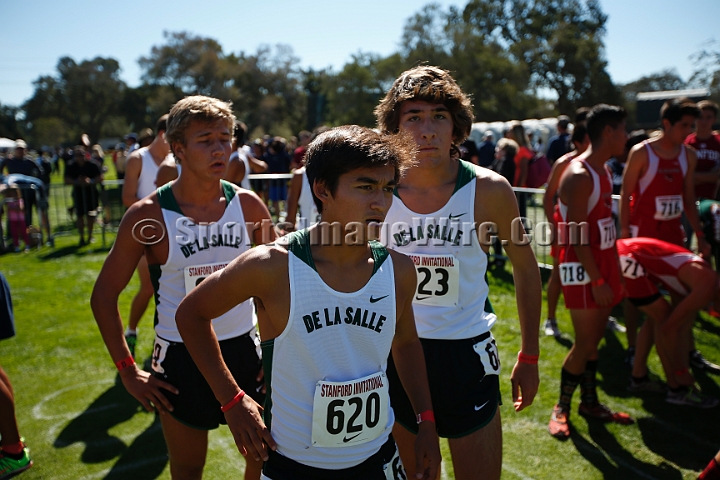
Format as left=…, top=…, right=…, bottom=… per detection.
left=0, top=138, right=16, bottom=149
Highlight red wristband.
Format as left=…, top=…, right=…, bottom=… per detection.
left=518, top=352, right=539, bottom=364
left=221, top=390, right=246, bottom=413
left=115, top=356, right=135, bottom=371
left=591, top=278, right=606, bottom=287
left=416, top=410, right=435, bottom=424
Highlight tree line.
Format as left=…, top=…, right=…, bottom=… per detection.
left=1, top=0, right=718, bottom=146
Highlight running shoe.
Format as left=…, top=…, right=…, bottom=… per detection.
left=606, top=316, right=626, bottom=333
left=666, top=387, right=719, bottom=408
left=627, top=376, right=666, bottom=393
left=125, top=332, right=137, bottom=359
left=624, top=347, right=635, bottom=368
left=578, top=403, right=634, bottom=424
left=543, top=318, right=560, bottom=337
left=690, top=350, right=720, bottom=374
left=0, top=444, right=32, bottom=479
left=548, top=404, right=570, bottom=440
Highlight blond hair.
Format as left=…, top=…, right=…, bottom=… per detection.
left=165, top=96, right=236, bottom=156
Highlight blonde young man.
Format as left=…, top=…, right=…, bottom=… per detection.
left=376, top=66, right=541, bottom=480
left=176, top=126, right=441, bottom=480
left=92, top=96, right=274, bottom=479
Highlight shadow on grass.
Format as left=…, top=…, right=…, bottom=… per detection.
left=54, top=368, right=167, bottom=479
left=571, top=420, right=682, bottom=479
left=38, top=243, right=112, bottom=260
left=595, top=330, right=633, bottom=398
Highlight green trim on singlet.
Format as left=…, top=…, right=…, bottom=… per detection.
left=156, top=180, right=237, bottom=216
left=148, top=264, right=162, bottom=327
left=156, top=182, right=182, bottom=214
left=393, top=159, right=476, bottom=198
left=285, top=229, right=389, bottom=275
left=453, top=159, right=477, bottom=194
left=261, top=338, right=275, bottom=431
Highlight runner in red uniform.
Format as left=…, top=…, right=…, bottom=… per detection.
left=685, top=100, right=720, bottom=201
left=616, top=237, right=719, bottom=408
left=548, top=104, right=632, bottom=440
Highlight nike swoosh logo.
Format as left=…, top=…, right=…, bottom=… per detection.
left=415, top=296, right=430, bottom=301
left=474, top=400, right=490, bottom=411
left=343, top=433, right=362, bottom=443
left=369, top=295, right=389, bottom=303
left=449, top=213, right=466, bottom=220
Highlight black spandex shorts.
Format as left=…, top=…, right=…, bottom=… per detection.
left=387, top=331, right=501, bottom=438
left=152, top=329, right=264, bottom=430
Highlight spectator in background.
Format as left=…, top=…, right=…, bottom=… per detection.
left=607, top=130, right=649, bottom=196
left=478, top=130, right=496, bottom=167
left=263, top=136, right=291, bottom=216
left=225, top=122, right=268, bottom=190
left=292, top=130, right=311, bottom=169
left=3, top=186, right=30, bottom=252
left=546, top=115, right=571, bottom=163
left=490, top=137, right=518, bottom=267
left=507, top=122, right=534, bottom=220
left=65, top=146, right=102, bottom=246
left=1, top=140, right=41, bottom=227
left=460, top=137, right=480, bottom=164
left=113, top=142, right=126, bottom=180
left=90, top=144, right=105, bottom=167
left=124, top=132, right=139, bottom=157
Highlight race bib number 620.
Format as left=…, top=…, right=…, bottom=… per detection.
left=311, top=372, right=389, bottom=447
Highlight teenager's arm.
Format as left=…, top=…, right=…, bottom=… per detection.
left=225, top=156, right=246, bottom=186
left=284, top=170, right=305, bottom=232
left=90, top=203, right=178, bottom=413
left=121, top=152, right=142, bottom=207
left=543, top=155, right=571, bottom=224
left=683, top=148, right=711, bottom=256
left=239, top=189, right=277, bottom=245
left=176, top=247, right=280, bottom=462
left=484, top=174, right=540, bottom=411
left=156, top=161, right=178, bottom=187
left=619, top=145, right=646, bottom=238
left=389, top=252, right=440, bottom=480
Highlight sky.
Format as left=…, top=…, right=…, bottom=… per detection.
left=1, top=0, right=718, bottom=108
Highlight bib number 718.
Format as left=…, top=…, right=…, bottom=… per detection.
left=559, top=262, right=590, bottom=286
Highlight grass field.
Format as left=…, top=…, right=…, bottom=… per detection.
left=2, top=232, right=719, bottom=479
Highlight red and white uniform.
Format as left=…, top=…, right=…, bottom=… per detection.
left=685, top=132, right=720, bottom=200
left=558, top=159, right=624, bottom=309
left=616, top=237, right=707, bottom=299
left=628, top=141, right=688, bottom=246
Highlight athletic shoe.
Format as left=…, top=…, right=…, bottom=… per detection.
left=624, top=347, right=635, bottom=368
left=0, top=444, right=32, bottom=479
left=578, top=402, right=634, bottom=424
left=543, top=318, right=560, bottom=337
left=689, top=350, right=720, bottom=374
left=548, top=404, right=570, bottom=440
left=627, top=376, right=666, bottom=393
left=606, top=316, right=626, bottom=333
left=125, top=332, right=137, bottom=359
left=666, top=387, right=719, bottom=408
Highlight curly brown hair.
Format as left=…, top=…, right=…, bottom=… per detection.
left=374, top=66, right=474, bottom=158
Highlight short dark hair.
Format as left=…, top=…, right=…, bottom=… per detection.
left=305, top=125, right=416, bottom=213
left=557, top=115, right=570, bottom=130
left=586, top=104, right=627, bottom=144
left=156, top=114, right=169, bottom=133
left=698, top=100, right=719, bottom=118
left=234, top=121, right=248, bottom=143
left=626, top=129, right=649, bottom=151
left=575, top=107, right=591, bottom=125
left=571, top=123, right=588, bottom=145
left=660, top=98, right=700, bottom=126
left=375, top=66, right=474, bottom=159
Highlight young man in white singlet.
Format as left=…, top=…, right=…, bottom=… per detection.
left=92, top=96, right=274, bottom=480
left=176, top=125, right=441, bottom=480
left=121, top=114, right=173, bottom=358
left=376, top=66, right=541, bottom=480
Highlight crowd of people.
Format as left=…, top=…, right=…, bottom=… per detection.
left=1, top=66, right=720, bottom=480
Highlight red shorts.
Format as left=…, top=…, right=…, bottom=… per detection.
left=620, top=250, right=704, bottom=298
left=559, top=246, right=624, bottom=310
left=631, top=219, right=685, bottom=247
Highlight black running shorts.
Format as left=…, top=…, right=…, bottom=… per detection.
left=387, top=331, right=501, bottom=438
left=152, top=330, right=264, bottom=430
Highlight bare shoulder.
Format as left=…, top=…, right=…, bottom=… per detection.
left=237, top=187, right=269, bottom=213
left=387, top=249, right=417, bottom=295
left=473, top=163, right=513, bottom=193
left=120, top=191, right=162, bottom=225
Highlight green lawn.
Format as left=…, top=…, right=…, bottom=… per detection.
left=1, top=234, right=718, bottom=479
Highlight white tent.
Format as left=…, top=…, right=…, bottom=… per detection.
left=0, top=138, right=16, bottom=149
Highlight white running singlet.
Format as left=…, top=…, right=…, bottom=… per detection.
left=263, top=230, right=396, bottom=469
left=150, top=181, right=255, bottom=342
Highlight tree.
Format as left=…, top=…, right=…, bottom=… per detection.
left=23, top=56, right=126, bottom=144
left=0, top=104, right=23, bottom=140
left=690, top=41, right=720, bottom=105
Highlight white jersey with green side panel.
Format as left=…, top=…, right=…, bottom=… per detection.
left=150, top=180, right=255, bottom=342
left=382, top=159, right=495, bottom=340
left=262, top=230, right=396, bottom=469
